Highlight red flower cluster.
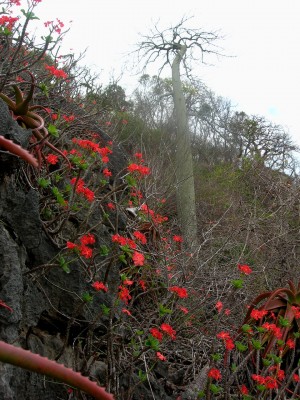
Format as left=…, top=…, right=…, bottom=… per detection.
left=103, top=168, right=112, bottom=177
left=44, top=18, right=64, bottom=34
left=132, top=251, right=145, bottom=266
left=169, top=286, right=188, bottom=298
left=72, top=138, right=112, bottom=163
left=261, top=322, right=282, bottom=339
left=111, top=234, right=136, bottom=249
left=161, top=323, right=176, bottom=340
left=216, top=331, right=235, bottom=350
left=0, top=15, right=19, bottom=31
left=250, top=308, right=268, bottom=320
left=207, top=368, right=222, bottom=381
left=70, top=178, right=95, bottom=202
left=133, top=230, right=147, bottom=244
left=91, top=281, right=108, bottom=292
left=63, top=114, right=75, bottom=123
left=118, top=286, right=132, bottom=304
left=172, top=235, right=183, bottom=243
left=150, top=323, right=176, bottom=341
left=46, top=154, right=59, bottom=165
left=215, top=301, right=223, bottom=313
left=66, top=233, right=95, bottom=259
left=45, top=64, right=68, bottom=79
left=127, top=163, right=150, bottom=176
left=150, top=327, right=163, bottom=341
left=252, top=374, right=278, bottom=389
left=238, top=263, right=253, bottom=275
left=156, top=351, right=166, bottom=361
left=292, top=305, right=300, bottom=318
left=140, top=204, right=168, bottom=225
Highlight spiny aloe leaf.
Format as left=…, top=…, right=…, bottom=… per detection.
left=0, top=341, right=114, bottom=399
left=0, top=136, right=38, bottom=168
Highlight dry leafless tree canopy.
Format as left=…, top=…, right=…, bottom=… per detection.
left=134, top=16, right=225, bottom=75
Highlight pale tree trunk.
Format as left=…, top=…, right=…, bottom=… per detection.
left=171, top=45, right=198, bottom=247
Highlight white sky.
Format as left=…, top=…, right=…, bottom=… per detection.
left=31, top=0, right=300, bottom=146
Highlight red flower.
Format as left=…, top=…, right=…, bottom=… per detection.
left=156, top=352, right=166, bottom=361
left=207, top=368, right=222, bottom=381
left=118, top=286, right=131, bottom=304
left=66, top=241, right=77, bottom=249
left=122, top=308, right=132, bottom=316
left=250, top=308, right=268, bottom=320
left=103, top=168, right=112, bottom=177
left=134, top=152, right=143, bottom=159
left=123, top=279, right=134, bottom=286
left=286, top=338, right=295, bottom=349
left=217, top=331, right=231, bottom=340
left=133, top=231, right=147, bottom=244
left=238, top=264, right=252, bottom=275
left=80, top=233, right=95, bottom=245
left=225, top=338, right=235, bottom=350
left=161, top=323, right=176, bottom=340
left=51, top=113, right=58, bottom=121
left=138, top=280, right=146, bottom=291
left=179, top=306, right=189, bottom=314
left=172, top=235, right=183, bottom=243
left=132, top=251, right=145, bottom=266
left=46, top=154, right=58, bottom=165
left=215, top=301, right=223, bottom=313
left=293, top=374, right=300, bottom=382
left=292, top=305, right=300, bottom=318
left=277, top=370, right=285, bottom=381
left=45, top=65, right=68, bottom=79
left=150, top=328, right=163, bottom=341
left=92, top=281, right=108, bottom=292
left=112, top=234, right=127, bottom=246
left=107, top=202, right=115, bottom=210
left=240, top=385, right=248, bottom=395
left=127, top=163, right=150, bottom=176
left=79, top=245, right=93, bottom=259
left=169, top=286, right=188, bottom=298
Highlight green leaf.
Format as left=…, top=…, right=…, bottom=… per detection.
left=145, top=336, right=160, bottom=350
left=99, top=245, right=109, bottom=256
left=135, top=330, right=144, bottom=336
left=241, top=324, right=252, bottom=333
left=125, top=174, right=136, bottom=187
left=58, top=256, right=70, bottom=273
left=209, top=384, right=221, bottom=394
left=39, top=83, right=49, bottom=97
left=100, top=304, right=110, bottom=316
left=232, top=279, right=244, bottom=289
left=235, top=341, right=248, bottom=352
left=119, top=254, right=127, bottom=265
left=138, top=369, right=147, bottom=382
left=48, top=123, right=59, bottom=137
left=251, top=339, right=263, bottom=350
left=278, top=315, right=290, bottom=327
left=262, top=358, right=272, bottom=366
left=159, top=303, right=172, bottom=317
left=38, top=177, right=51, bottom=188
left=82, top=292, right=93, bottom=303
left=21, top=9, right=39, bottom=20
left=197, top=390, right=205, bottom=399
left=211, top=353, right=222, bottom=361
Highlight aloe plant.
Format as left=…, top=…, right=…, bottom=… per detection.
left=231, top=281, right=300, bottom=397
left=0, top=135, right=38, bottom=167
left=0, top=340, right=114, bottom=399
left=0, top=71, right=70, bottom=167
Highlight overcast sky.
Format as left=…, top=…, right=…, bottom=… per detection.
left=33, top=0, right=300, bottom=145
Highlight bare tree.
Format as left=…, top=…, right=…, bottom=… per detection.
left=135, top=17, right=222, bottom=247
